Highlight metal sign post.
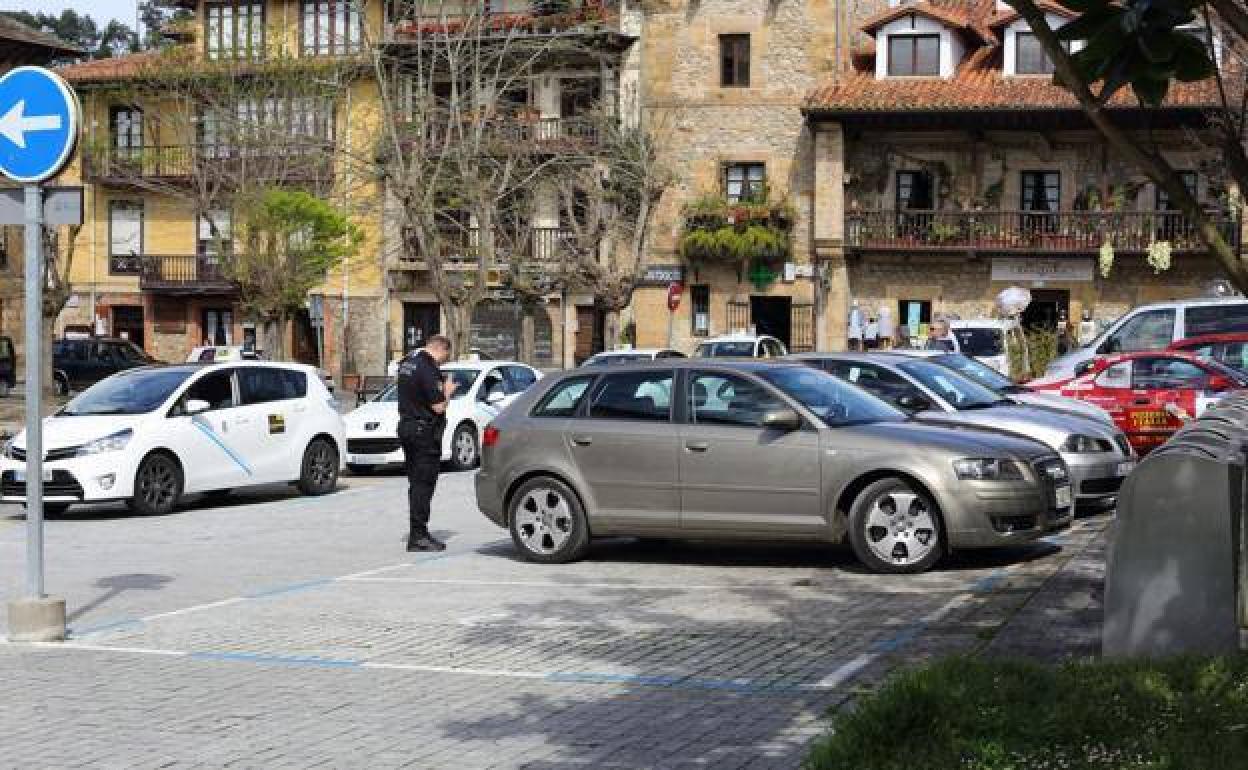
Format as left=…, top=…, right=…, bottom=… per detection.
left=23, top=185, right=43, bottom=598
left=1, top=66, right=80, bottom=642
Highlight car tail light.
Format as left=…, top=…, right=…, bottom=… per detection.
left=483, top=426, right=500, bottom=448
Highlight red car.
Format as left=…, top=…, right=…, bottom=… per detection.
left=1030, top=351, right=1248, bottom=454
left=1167, top=333, right=1248, bottom=373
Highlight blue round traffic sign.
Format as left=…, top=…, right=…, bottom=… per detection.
left=0, top=66, right=80, bottom=184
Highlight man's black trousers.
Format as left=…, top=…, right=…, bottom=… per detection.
left=398, top=419, right=441, bottom=537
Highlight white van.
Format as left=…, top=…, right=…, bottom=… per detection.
left=947, top=319, right=1013, bottom=376
left=1040, top=297, right=1248, bottom=382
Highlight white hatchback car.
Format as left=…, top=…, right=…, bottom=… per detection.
left=693, top=334, right=788, bottom=358
left=344, top=361, right=542, bottom=473
left=0, top=362, right=345, bottom=515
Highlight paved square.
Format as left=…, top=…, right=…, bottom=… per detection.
left=1, top=470, right=1109, bottom=768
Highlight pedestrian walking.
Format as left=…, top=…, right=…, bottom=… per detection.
left=397, top=334, right=456, bottom=552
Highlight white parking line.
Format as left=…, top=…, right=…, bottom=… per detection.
left=340, top=576, right=825, bottom=591
left=141, top=597, right=246, bottom=622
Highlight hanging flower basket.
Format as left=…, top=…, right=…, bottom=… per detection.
left=678, top=192, right=794, bottom=274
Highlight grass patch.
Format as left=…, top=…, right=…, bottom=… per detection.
left=805, top=656, right=1248, bottom=770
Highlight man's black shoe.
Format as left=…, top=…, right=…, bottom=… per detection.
left=407, top=536, right=447, bottom=552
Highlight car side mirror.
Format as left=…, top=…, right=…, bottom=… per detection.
left=897, top=393, right=931, bottom=412
left=1074, top=360, right=1096, bottom=377
left=185, top=398, right=211, bottom=416
left=760, top=408, right=801, bottom=431
left=485, top=388, right=506, bottom=405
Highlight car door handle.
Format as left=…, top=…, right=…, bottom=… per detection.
left=235, top=417, right=251, bottom=425
left=685, top=441, right=709, bottom=452
left=570, top=435, right=593, bottom=447
left=1133, top=398, right=1152, bottom=405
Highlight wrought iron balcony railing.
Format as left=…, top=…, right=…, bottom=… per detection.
left=139, top=254, right=237, bottom=293
left=845, top=209, right=1240, bottom=254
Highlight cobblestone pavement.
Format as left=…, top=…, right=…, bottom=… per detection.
left=0, top=471, right=1112, bottom=768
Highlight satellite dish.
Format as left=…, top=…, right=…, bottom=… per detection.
left=996, top=286, right=1032, bottom=317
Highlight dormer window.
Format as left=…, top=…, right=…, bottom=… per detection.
left=1014, top=31, right=1055, bottom=75
left=888, top=34, right=940, bottom=76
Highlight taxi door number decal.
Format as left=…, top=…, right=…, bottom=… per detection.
left=1128, top=409, right=1170, bottom=429
left=268, top=413, right=286, bottom=434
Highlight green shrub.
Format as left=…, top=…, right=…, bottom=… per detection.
left=806, top=655, right=1248, bottom=770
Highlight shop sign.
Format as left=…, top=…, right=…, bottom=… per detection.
left=640, top=264, right=684, bottom=286
left=991, top=257, right=1095, bottom=283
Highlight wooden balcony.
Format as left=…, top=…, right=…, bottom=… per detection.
left=406, top=113, right=602, bottom=154
left=385, top=1, right=618, bottom=42
left=395, top=226, right=575, bottom=270
left=84, top=145, right=335, bottom=188
left=139, top=255, right=237, bottom=295
left=845, top=210, right=1240, bottom=255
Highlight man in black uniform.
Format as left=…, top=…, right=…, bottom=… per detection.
left=397, top=334, right=455, bottom=552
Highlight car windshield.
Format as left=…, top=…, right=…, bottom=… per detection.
left=59, top=368, right=194, bottom=416
left=896, top=359, right=1010, bottom=410
left=951, top=327, right=1004, bottom=357
left=376, top=368, right=480, bottom=402
left=696, top=341, right=754, bottom=357
left=933, top=353, right=1017, bottom=392
left=758, top=366, right=905, bottom=427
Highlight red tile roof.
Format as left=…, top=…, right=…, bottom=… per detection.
left=57, top=52, right=162, bottom=83
left=806, top=0, right=1222, bottom=113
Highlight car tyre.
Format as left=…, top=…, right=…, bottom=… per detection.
left=297, top=438, right=339, bottom=496
left=128, top=453, right=183, bottom=516
left=508, top=476, right=590, bottom=564
left=848, top=477, right=944, bottom=575
left=448, top=422, right=479, bottom=471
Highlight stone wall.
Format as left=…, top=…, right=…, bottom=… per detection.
left=847, top=254, right=1224, bottom=334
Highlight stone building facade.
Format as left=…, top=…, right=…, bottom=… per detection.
left=804, top=0, right=1240, bottom=348
left=631, top=0, right=841, bottom=353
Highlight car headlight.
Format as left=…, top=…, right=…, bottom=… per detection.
left=1061, top=435, right=1112, bottom=453
left=954, top=458, right=1025, bottom=481
left=76, top=429, right=133, bottom=456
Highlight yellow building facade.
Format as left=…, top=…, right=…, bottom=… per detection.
left=55, top=0, right=389, bottom=380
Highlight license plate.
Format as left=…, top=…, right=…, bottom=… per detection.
left=13, top=469, right=53, bottom=483
left=1117, top=461, right=1135, bottom=476
left=350, top=454, right=388, bottom=464
left=1055, top=485, right=1072, bottom=509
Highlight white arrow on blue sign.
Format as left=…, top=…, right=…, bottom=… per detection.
left=0, top=66, right=79, bottom=184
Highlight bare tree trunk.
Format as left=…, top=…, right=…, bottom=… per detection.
left=41, top=317, right=57, bottom=400
left=603, top=309, right=621, bottom=352
left=267, top=317, right=286, bottom=360
left=517, top=303, right=536, bottom=364
left=444, top=304, right=474, bottom=360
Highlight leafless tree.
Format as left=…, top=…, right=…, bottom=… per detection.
left=368, top=0, right=642, bottom=358
left=83, top=49, right=364, bottom=355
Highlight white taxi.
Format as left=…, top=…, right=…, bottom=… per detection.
left=345, top=361, right=541, bottom=473
left=0, top=362, right=345, bottom=515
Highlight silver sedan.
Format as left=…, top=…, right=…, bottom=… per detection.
left=475, top=360, right=1071, bottom=574
left=793, top=353, right=1135, bottom=505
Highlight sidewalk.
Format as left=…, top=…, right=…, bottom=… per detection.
left=985, top=514, right=1109, bottom=661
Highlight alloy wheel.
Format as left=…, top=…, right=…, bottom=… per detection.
left=455, top=428, right=477, bottom=467
left=864, top=491, right=938, bottom=567
left=514, top=487, right=574, bottom=555
left=308, top=442, right=335, bottom=488
left=138, top=457, right=177, bottom=510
